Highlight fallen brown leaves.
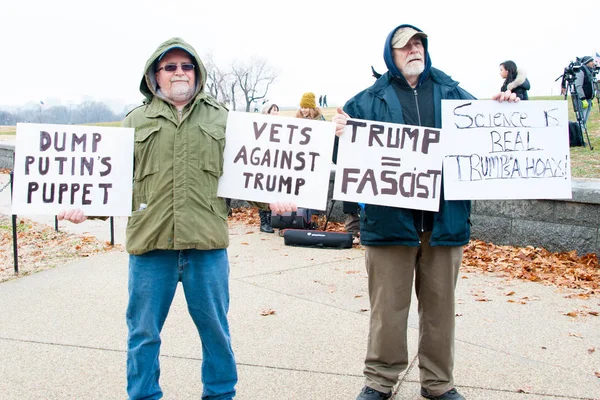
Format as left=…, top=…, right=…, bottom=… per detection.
left=463, top=240, right=599, bottom=294
left=0, top=215, right=122, bottom=283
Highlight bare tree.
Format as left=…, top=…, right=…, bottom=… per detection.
left=204, top=51, right=235, bottom=108
left=231, top=57, right=278, bottom=112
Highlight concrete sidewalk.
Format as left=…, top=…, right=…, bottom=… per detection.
left=0, top=177, right=599, bottom=399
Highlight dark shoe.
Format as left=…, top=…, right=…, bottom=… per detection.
left=258, top=209, right=274, bottom=233
left=420, top=387, right=465, bottom=399
left=356, top=386, right=392, bottom=400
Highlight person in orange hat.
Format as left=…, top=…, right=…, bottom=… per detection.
left=296, top=92, right=325, bottom=121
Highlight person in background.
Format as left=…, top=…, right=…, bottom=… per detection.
left=256, top=101, right=281, bottom=233
left=319, top=94, right=323, bottom=107
left=296, top=92, right=325, bottom=120
left=322, top=94, right=328, bottom=107
left=499, top=60, right=530, bottom=100
left=58, top=37, right=296, bottom=400
left=332, top=24, right=519, bottom=400
left=574, top=56, right=596, bottom=128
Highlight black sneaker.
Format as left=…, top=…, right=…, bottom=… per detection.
left=420, top=387, right=465, bottom=399
left=356, top=386, right=392, bottom=400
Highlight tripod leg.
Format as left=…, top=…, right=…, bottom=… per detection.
left=570, top=86, right=593, bottom=150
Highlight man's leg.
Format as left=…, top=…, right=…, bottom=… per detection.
left=127, top=251, right=180, bottom=400
left=363, top=245, right=419, bottom=393
left=582, top=100, right=592, bottom=128
left=182, top=249, right=237, bottom=400
left=415, top=232, right=463, bottom=396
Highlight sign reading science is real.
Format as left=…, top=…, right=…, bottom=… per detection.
left=217, top=111, right=336, bottom=211
left=441, top=100, right=571, bottom=200
left=12, top=123, right=134, bottom=216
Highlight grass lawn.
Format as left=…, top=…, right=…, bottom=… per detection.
left=2, top=97, right=598, bottom=178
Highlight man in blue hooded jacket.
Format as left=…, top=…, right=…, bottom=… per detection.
left=332, top=24, right=519, bottom=400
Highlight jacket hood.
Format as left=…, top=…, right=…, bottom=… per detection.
left=139, top=37, right=207, bottom=104
left=383, top=24, right=432, bottom=87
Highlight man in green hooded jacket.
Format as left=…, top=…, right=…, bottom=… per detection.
left=59, top=37, right=295, bottom=400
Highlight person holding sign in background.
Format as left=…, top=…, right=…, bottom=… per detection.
left=296, top=92, right=326, bottom=121
left=59, top=38, right=295, bottom=400
left=332, top=24, right=519, bottom=400
left=499, top=60, right=530, bottom=100
left=254, top=101, right=281, bottom=233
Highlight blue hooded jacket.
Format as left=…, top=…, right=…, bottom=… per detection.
left=343, top=24, right=476, bottom=247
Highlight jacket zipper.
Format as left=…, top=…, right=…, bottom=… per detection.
left=414, top=89, right=425, bottom=234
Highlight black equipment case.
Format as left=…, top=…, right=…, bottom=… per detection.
left=283, top=229, right=353, bottom=249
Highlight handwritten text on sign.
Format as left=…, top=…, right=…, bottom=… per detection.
left=12, top=123, right=134, bottom=216
left=217, top=112, right=336, bottom=210
left=333, top=119, right=443, bottom=212
left=441, top=100, right=571, bottom=200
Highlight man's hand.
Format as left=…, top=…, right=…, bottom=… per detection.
left=332, top=107, right=350, bottom=137
left=57, top=208, right=87, bottom=224
left=269, top=202, right=297, bottom=215
left=491, top=90, right=520, bottom=103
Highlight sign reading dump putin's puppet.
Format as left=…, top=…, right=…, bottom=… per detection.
left=217, top=111, right=336, bottom=211
left=441, top=100, right=571, bottom=200
left=12, top=123, right=134, bottom=216
left=333, top=119, right=443, bottom=212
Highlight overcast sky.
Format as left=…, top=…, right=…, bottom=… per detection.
left=2, top=0, right=599, bottom=113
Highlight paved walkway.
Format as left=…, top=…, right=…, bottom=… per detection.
left=0, top=175, right=599, bottom=399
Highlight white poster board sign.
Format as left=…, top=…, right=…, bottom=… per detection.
left=12, top=123, right=134, bottom=216
left=441, top=100, right=571, bottom=200
left=217, top=111, right=336, bottom=211
left=333, top=118, right=443, bottom=212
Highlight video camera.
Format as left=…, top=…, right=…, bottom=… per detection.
left=561, top=60, right=582, bottom=83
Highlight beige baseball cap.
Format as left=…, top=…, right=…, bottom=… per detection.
left=391, top=27, right=427, bottom=49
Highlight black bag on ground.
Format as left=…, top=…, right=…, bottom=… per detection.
left=271, top=208, right=316, bottom=230
left=569, top=121, right=584, bottom=147
left=283, top=229, right=353, bottom=249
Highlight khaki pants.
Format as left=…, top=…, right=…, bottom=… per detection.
left=363, top=232, right=463, bottom=396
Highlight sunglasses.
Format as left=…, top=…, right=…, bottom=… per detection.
left=157, top=63, right=195, bottom=72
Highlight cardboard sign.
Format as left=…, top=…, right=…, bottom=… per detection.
left=333, top=118, right=443, bottom=211
left=12, top=123, right=134, bottom=216
left=441, top=100, right=571, bottom=200
left=217, top=111, right=336, bottom=210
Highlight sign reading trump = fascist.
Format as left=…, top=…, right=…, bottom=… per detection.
left=333, top=118, right=443, bottom=212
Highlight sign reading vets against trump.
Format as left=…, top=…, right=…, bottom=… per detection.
left=441, top=100, right=571, bottom=200
left=217, top=111, right=336, bottom=211
left=332, top=119, right=444, bottom=212
left=11, top=123, right=134, bottom=216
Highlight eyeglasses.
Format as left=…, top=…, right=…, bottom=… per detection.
left=157, top=63, right=195, bottom=72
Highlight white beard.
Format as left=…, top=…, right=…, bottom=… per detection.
left=403, top=60, right=425, bottom=77
left=167, top=81, right=194, bottom=103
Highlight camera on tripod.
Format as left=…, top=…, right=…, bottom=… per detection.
left=562, top=60, right=582, bottom=82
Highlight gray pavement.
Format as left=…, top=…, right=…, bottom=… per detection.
left=0, top=172, right=599, bottom=399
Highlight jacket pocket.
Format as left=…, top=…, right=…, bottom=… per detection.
left=134, top=124, right=161, bottom=181
left=197, top=123, right=225, bottom=175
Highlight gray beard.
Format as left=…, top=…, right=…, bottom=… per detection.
left=166, top=82, right=194, bottom=103
left=403, top=61, right=425, bottom=77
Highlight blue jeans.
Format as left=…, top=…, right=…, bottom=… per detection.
left=126, top=249, right=237, bottom=400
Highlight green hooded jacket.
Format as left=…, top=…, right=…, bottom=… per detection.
left=122, top=37, right=232, bottom=255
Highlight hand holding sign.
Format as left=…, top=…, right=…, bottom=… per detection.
left=332, top=107, right=350, bottom=137
left=57, top=208, right=87, bottom=224
left=269, top=202, right=298, bottom=215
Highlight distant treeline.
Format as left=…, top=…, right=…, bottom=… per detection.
left=0, top=101, right=137, bottom=126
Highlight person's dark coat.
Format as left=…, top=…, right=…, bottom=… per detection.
left=502, top=69, right=530, bottom=100
left=342, top=23, right=475, bottom=248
